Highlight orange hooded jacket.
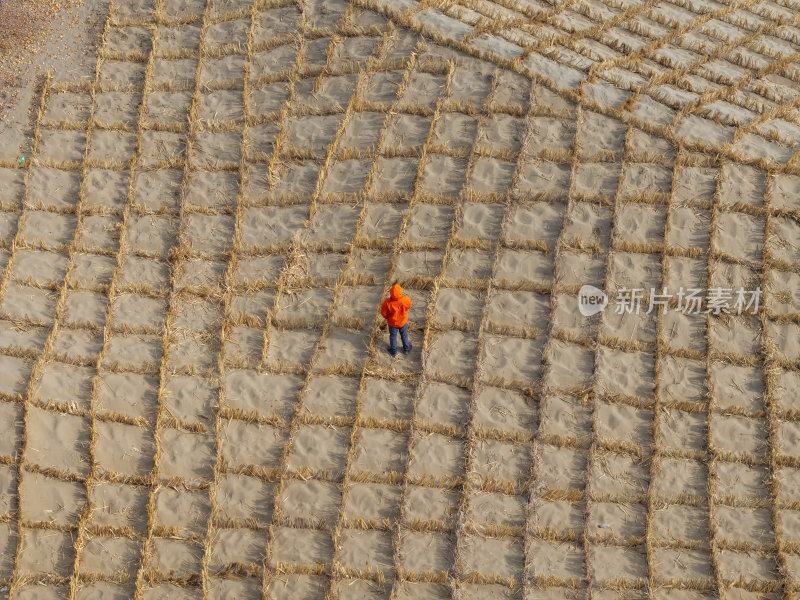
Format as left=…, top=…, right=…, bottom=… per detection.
left=381, top=283, right=412, bottom=328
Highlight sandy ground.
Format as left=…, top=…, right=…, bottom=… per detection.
left=1, top=0, right=800, bottom=598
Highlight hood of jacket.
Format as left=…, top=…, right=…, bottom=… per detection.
left=390, top=283, right=403, bottom=299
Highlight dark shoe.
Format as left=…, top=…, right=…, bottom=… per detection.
left=402, top=344, right=412, bottom=355
left=387, top=346, right=397, bottom=357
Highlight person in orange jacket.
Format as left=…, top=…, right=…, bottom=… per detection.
left=380, top=283, right=412, bottom=357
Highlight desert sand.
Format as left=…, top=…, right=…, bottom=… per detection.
left=1, top=0, right=800, bottom=598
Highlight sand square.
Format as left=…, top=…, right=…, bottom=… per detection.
left=495, top=249, right=553, bottom=286
left=659, top=407, right=706, bottom=452
left=432, top=287, right=483, bottom=330
left=600, top=303, right=657, bottom=345
left=216, top=472, right=275, bottom=524
left=152, top=487, right=210, bottom=536
left=223, top=325, right=264, bottom=368
left=474, top=387, right=536, bottom=436
left=431, top=112, right=478, bottom=151
left=667, top=205, right=711, bottom=251
left=94, top=92, right=141, bottom=127
left=139, top=131, right=187, bottom=171
left=94, top=372, right=157, bottom=421
left=351, top=428, right=408, bottom=476
left=38, top=129, right=86, bottom=163
left=718, top=551, right=777, bottom=585
left=537, top=445, right=586, bottom=490
left=652, top=457, right=707, bottom=499
left=419, top=155, right=468, bottom=196
left=183, top=213, right=235, bottom=256
left=538, top=394, right=592, bottom=440
left=588, top=501, right=647, bottom=538
left=151, top=537, right=203, bottom=578
left=651, top=547, right=714, bottom=582
left=660, top=355, right=706, bottom=405
left=712, top=212, right=764, bottom=262
left=552, top=250, right=605, bottom=290
left=33, top=361, right=93, bottom=410
left=651, top=502, right=708, bottom=543
left=572, top=162, right=621, bottom=200
left=117, top=255, right=169, bottom=292
left=370, top=157, right=418, bottom=195
left=162, top=374, right=215, bottom=423
left=209, top=528, right=267, bottom=570
left=618, top=163, right=672, bottom=200
left=710, top=413, right=765, bottom=457
left=98, top=59, right=145, bottom=89
left=405, top=203, right=454, bottom=245
left=159, top=429, right=215, bottom=481
left=589, top=451, right=648, bottom=498
left=200, top=55, right=246, bottom=87
left=88, top=481, right=149, bottom=531
left=480, top=114, right=525, bottom=154
left=401, top=71, right=447, bottom=108
left=561, top=201, right=612, bottom=251
left=343, top=483, right=402, bottom=522
left=102, top=333, right=162, bottom=372
left=20, top=471, right=85, bottom=525
left=408, top=433, right=464, bottom=480
left=461, top=535, right=524, bottom=579
left=338, top=529, right=393, bottom=572
left=608, top=251, right=662, bottom=292
left=269, top=527, right=334, bottom=566
left=220, top=420, right=285, bottom=468
left=595, top=401, right=652, bottom=446
left=527, top=539, right=584, bottom=580
left=358, top=205, right=404, bottom=242
left=125, top=214, right=176, bottom=258
left=111, top=293, right=168, bottom=332
left=95, top=420, right=155, bottom=478
left=1, top=282, right=57, bottom=324
left=425, top=330, right=478, bottom=382
left=485, top=289, right=550, bottom=332
left=223, top=370, right=300, bottom=418
left=278, top=478, right=340, bottom=527
left=360, top=377, right=417, bottom=422
left=578, top=112, right=626, bottom=160
left=19, top=211, right=76, bottom=250
left=321, top=159, right=373, bottom=197
left=17, top=528, right=75, bottom=576
left=338, top=111, right=386, bottom=150
left=469, top=157, right=515, bottom=193
left=286, top=424, right=350, bottom=475
left=43, top=91, right=91, bottom=124
left=332, top=285, right=383, bottom=324
left=248, top=83, right=290, bottom=117
left=79, top=535, right=139, bottom=579
left=174, top=296, right=222, bottom=331
left=76, top=214, right=120, bottom=254
left=590, top=545, right=647, bottom=584
left=26, top=406, right=90, bottom=475
left=482, top=334, right=544, bottom=385
left=306, top=205, right=361, bottom=246
left=133, top=169, right=183, bottom=212
left=720, top=163, right=766, bottom=208
left=714, top=506, right=774, bottom=545
left=264, top=575, right=327, bottom=600
left=472, top=438, right=531, bottom=484
left=192, top=132, right=241, bottom=169
left=710, top=316, right=760, bottom=357
left=715, top=462, right=770, bottom=501
left=767, top=320, right=800, bottom=363
left=166, top=330, right=218, bottom=373
left=398, top=531, right=452, bottom=574
left=87, top=130, right=137, bottom=165
left=301, top=375, right=359, bottom=419
left=616, top=204, right=666, bottom=244
left=596, top=347, right=654, bottom=399
left=444, top=249, right=493, bottom=281
left=404, top=485, right=458, bottom=526
left=26, top=167, right=80, bottom=211
left=240, top=205, right=307, bottom=250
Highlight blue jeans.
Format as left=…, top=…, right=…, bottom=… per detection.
left=389, top=324, right=410, bottom=354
